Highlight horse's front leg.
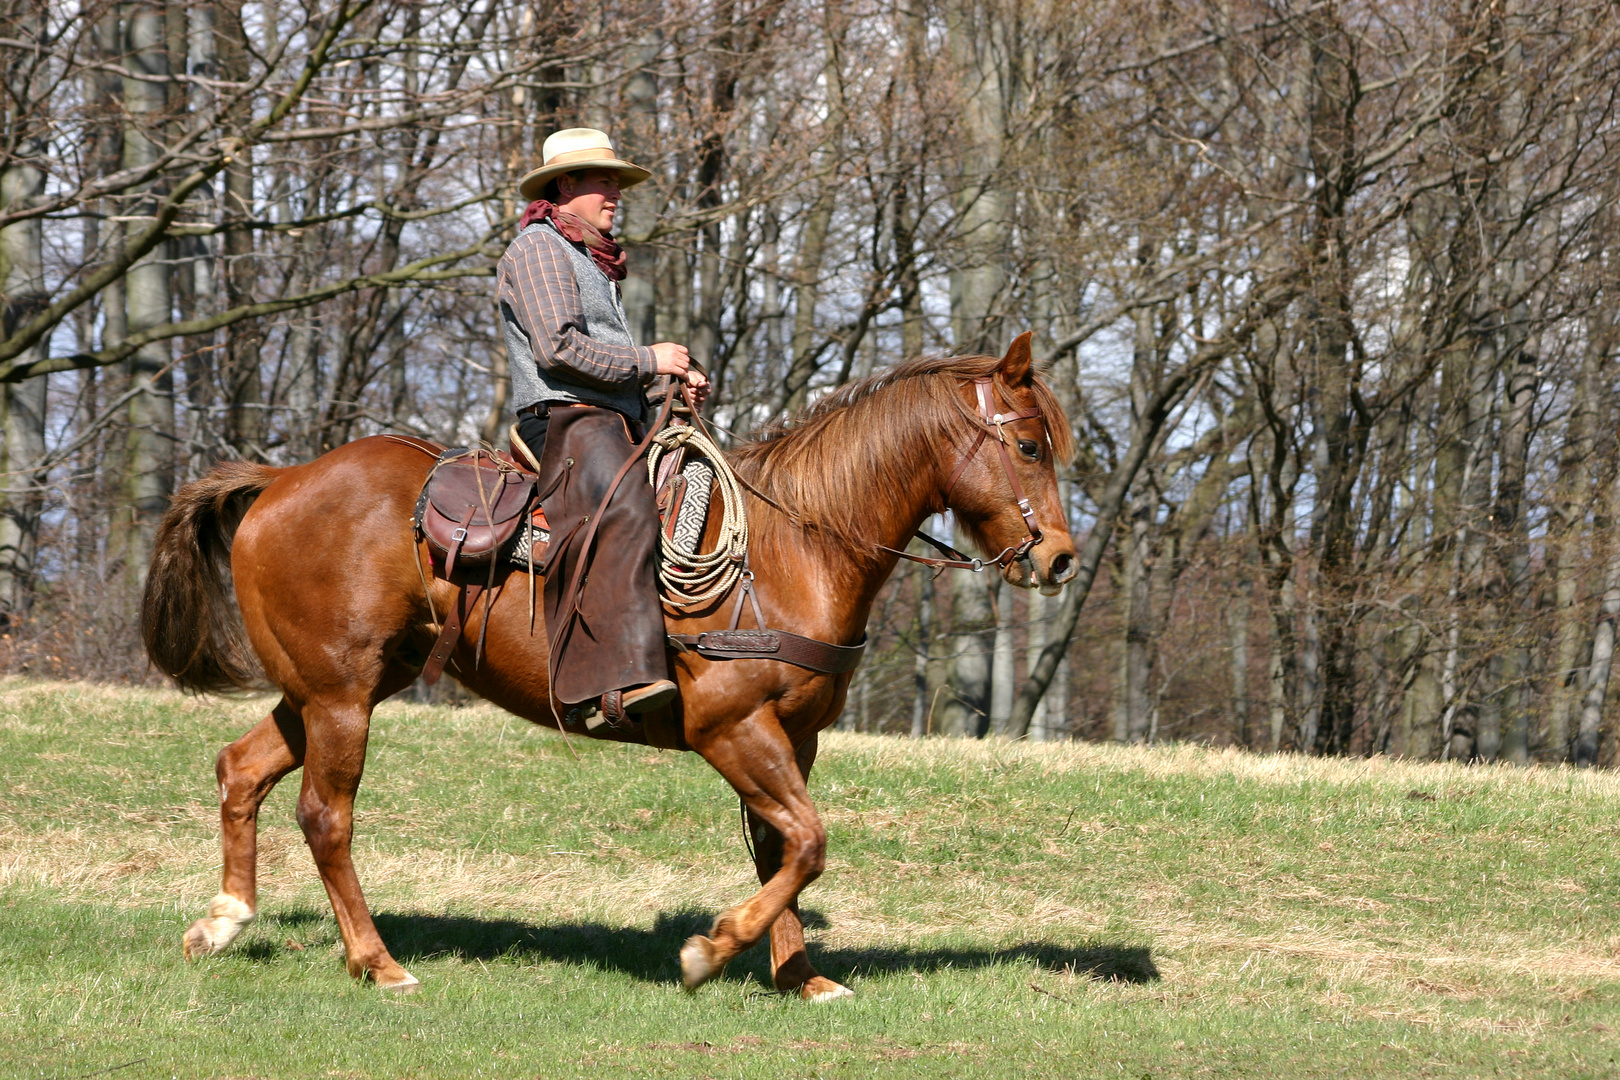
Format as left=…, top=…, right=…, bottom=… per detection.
left=745, top=733, right=853, bottom=1001
left=683, top=711, right=829, bottom=992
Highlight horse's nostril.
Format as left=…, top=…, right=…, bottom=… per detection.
left=1050, top=553, right=1076, bottom=582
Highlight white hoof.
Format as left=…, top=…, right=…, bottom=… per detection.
left=680, top=934, right=726, bottom=991
left=182, top=893, right=255, bottom=959
left=802, top=978, right=855, bottom=1003
left=377, top=971, right=420, bottom=993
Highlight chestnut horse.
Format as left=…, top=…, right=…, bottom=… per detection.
left=143, top=335, right=1076, bottom=1000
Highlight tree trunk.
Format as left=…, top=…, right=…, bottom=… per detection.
left=780, top=6, right=846, bottom=416
left=121, top=3, right=175, bottom=587
left=0, top=1, right=49, bottom=626
left=1115, top=500, right=1154, bottom=743
left=940, top=526, right=994, bottom=737
left=1258, top=428, right=1300, bottom=752
left=911, top=566, right=934, bottom=738
left=0, top=368, right=46, bottom=628
left=1545, top=314, right=1607, bottom=760
left=1228, top=571, right=1251, bottom=747
left=1399, top=614, right=1439, bottom=760
left=989, top=580, right=1016, bottom=735
left=946, top=0, right=1006, bottom=354
left=285, top=308, right=322, bottom=459
left=218, top=0, right=263, bottom=458
left=1575, top=456, right=1620, bottom=767
left=1488, top=11, right=1537, bottom=765
left=1492, top=352, right=1537, bottom=763
left=780, top=195, right=833, bottom=416
left=1299, top=6, right=1359, bottom=756
left=1025, top=589, right=1047, bottom=740
left=1043, top=655, right=1070, bottom=741
left=619, top=30, right=661, bottom=348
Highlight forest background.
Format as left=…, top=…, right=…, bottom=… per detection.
left=2, top=0, right=1619, bottom=766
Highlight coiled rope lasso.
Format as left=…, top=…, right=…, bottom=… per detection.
left=646, top=422, right=749, bottom=609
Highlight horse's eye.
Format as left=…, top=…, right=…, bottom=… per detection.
left=1017, top=439, right=1040, bottom=460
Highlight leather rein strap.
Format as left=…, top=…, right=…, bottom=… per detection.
left=668, top=628, right=865, bottom=673
left=676, top=376, right=1048, bottom=575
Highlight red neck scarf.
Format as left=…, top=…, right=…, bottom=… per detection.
left=519, top=199, right=627, bottom=282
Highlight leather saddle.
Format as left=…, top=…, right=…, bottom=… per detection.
left=414, top=420, right=708, bottom=582
left=415, top=443, right=548, bottom=578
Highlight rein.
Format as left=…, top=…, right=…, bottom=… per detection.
left=694, top=376, right=1046, bottom=574
left=683, top=376, right=1047, bottom=574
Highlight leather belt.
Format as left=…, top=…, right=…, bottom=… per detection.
left=518, top=401, right=600, bottom=418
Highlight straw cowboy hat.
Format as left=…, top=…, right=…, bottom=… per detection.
left=518, top=128, right=651, bottom=201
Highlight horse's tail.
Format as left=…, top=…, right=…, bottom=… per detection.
left=142, top=461, right=282, bottom=694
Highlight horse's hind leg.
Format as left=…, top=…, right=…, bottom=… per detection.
left=184, top=698, right=307, bottom=959
left=746, top=735, right=853, bottom=1001
left=296, top=696, right=417, bottom=990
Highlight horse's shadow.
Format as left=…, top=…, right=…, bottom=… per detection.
left=258, top=908, right=1158, bottom=986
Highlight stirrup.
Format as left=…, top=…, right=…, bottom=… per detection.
left=586, top=692, right=628, bottom=732
left=585, top=680, right=677, bottom=733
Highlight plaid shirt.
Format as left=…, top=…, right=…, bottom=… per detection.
left=497, top=222, right=657, bottom=407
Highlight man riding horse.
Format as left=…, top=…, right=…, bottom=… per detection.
left=499, top=128, right=709, bottom=723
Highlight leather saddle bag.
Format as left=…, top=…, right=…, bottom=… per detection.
left=416, top=449, right=537, bottom=578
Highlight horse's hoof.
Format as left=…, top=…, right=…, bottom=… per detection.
left=182, top=921, right=218, bottom=959
left=801, top=976, right=854, bottom=1002
left=182, top=894, right=254, bottom=959
left=376, top=971, right=420, bottom=993
left=680, top=934, right=726, bottom=991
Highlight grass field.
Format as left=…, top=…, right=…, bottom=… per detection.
left=4, top=679, right=1620, bottom=1079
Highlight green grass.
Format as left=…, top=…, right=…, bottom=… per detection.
left=4, top=679, right=1620, bottom=1078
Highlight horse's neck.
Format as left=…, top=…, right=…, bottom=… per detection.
left=748, top=413, right=947, bottom=635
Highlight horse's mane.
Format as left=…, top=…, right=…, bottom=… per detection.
left=726, top=353, right=1074, bottom=563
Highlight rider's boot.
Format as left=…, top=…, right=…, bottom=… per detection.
left=592, top=679, right=678, bottom=730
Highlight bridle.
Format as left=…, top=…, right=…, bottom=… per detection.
left=873, top=376, right=1047, bottom=574
left=674, top=372, right=1050, bottom=576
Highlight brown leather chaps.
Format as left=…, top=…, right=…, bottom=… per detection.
left=519, top=405, right=668, bottom=706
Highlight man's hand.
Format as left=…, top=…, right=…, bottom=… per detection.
left=683, top=366, right=711, bottom=408
left=650, top=341, right=691, bottom=376
left=651, top=341, right=710, bottom=408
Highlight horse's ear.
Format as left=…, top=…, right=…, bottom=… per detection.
left=999, top=332, right=1034, bottom=385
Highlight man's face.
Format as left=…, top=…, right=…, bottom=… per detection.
left=556, top=169, right=623, bottom=233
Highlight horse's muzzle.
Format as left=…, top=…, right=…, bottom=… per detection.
left=1008, top=547, right=1078, bottom=594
